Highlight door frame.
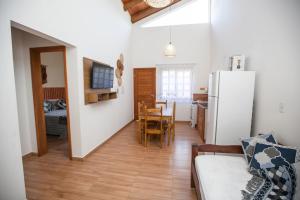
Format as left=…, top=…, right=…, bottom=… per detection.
left=30, top=46, right=72, bottom=159
left=133, top=68, right=156, bottom=120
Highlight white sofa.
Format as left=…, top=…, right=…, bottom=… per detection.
left=191, top=144, right=300, bottom=200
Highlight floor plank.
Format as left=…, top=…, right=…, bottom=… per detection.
left=23, top=122, right=201, bottom=200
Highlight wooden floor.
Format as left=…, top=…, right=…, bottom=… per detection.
left=23, top=122, right=201, bottom=200
left=46, top=135, right=68, bottom=156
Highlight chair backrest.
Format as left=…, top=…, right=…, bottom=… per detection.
left=146, top=107, right=162, bottom=115
left=156, top=100, right=168, bottom=109
left=145, top=107, right=163, bottom=130
left=172, top=101, right=176, bottom=123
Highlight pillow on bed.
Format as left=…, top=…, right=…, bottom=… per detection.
left=43, top=101, right=55, bottom=113
left=241, top=133, right=277, bottom=164
left=249, top=142, right=300, bottom=170
left=44, top=101, right=50, bottom=113
left=57, top=99, right=66, bottom=109
left=44, top=99, right=66, bottom=111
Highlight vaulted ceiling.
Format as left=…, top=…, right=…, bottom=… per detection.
left=122, top=0, right=182, bottom=23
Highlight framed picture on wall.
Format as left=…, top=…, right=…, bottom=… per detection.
left=230, top=55, right=245, bottom=71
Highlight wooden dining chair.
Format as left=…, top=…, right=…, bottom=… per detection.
left=144, top=107, right=164, bottom=148
left=137, top=101, right=146, bottom=144
left=156, top=100, right=167, bottom=109
left=171, top=101, right=176, bottom=141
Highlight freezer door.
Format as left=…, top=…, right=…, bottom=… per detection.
left=206, top=96, right=218, bottom=144
left=208, top=72, right=219, bottom=97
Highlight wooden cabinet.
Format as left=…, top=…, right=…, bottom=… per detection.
left=193, top=93, right=208, bottom=101
left=193, top=93, right=208, bottom=142
left=197, top=105, right=206, bottom=142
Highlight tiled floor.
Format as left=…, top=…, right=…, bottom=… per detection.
left=23, top=122, right=201, bottom=200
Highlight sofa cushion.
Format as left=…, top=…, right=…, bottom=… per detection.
left=249, top=142, right=300, bottom=170
left=195, top=155, right=252, bottom=200
left=241, top=133, right=277, bottom=164
left=294, top=162, right=300, bottom=200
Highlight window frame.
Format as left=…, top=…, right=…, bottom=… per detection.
left=156, top=64, right=195, bottom=102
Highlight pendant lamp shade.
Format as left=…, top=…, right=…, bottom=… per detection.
left=164, top=42, right=176, bottom=57
left=144, top=0, right=173, bottom=8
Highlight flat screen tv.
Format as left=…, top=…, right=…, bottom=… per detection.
left=91, top=62, right=114, bottom=89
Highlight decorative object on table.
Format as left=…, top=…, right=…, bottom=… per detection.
left=41, top=64, right=47, bottom=84
left=164, top=6, right=176, bottom=58
left=115, top=54, right=124, bottom=86
left=144, top=0, right=173, bottom=8
left=230, top=55, right=245, bottom=71
left=241, top=133, right=277, bottom=164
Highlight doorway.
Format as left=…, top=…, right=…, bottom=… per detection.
left=30, top=46, right=72, bottom=159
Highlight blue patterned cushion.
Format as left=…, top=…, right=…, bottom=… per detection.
left=242, top=163, right=297, bottom=200
left=57, top=99, right=66, bottom=109
left=250, top=142, right=300, bottom=170
left=241, top=133, right=277, bottom=164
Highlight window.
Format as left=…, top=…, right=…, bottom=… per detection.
left=157, top=65, right=193, bottom=101
left=141, top=0, right=210, bottom=28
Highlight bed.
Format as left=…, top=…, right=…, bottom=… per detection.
left=45, top=109, right=67, bottom=136
left=43, top=87, right=67, bottom=137
left=191, top=144, right=300, bottom=200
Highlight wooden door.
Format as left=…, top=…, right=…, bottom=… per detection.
left=30, top=48, right=48, bottom=156
left=134, top=68, right=156, bottom=120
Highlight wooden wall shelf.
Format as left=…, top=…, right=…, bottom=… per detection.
left=83, top=57, right=117, bottom=105
left=87, top=92, right=117, bottom=104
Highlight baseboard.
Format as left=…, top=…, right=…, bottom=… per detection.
left=77, top=119, right=134, bottom=161
left=175, top=120, right=190, bottom=124
left=22, top=152, right=38, bottom=160
left=71, top=157, right=84, bottom=161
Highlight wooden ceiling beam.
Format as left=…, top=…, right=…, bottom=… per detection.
left=124, top=0, right=144, bottom=11
left=131, top=0, right=181, bottom=23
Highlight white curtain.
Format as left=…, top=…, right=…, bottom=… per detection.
left=156, top=64, right=194, bottom=102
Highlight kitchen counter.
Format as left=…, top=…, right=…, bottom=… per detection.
left=197, top=101, right=208, bottom=142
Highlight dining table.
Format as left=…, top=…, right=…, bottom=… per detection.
left=139, top=107, right=173, bottom=145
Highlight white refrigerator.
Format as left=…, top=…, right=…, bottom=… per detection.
left=205, top=71, right=255, bottom=145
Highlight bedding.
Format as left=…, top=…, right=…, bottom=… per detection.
left=45, top=109, right=67, bottom=136
left=242, top=163, right=296, bottom=200
left=44, top=99, right=66, bottom=112
left=195, top=154, right=300, bottom=200
left=195, top=155, right=252, bottom=200
left=242, top=142, right=300, bottom=199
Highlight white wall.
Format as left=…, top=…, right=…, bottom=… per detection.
left=131, top=24, right=211, bottom=120
left=210, top=0, right=300, bottom=146
left=1, top=1, right=132, bottom=199
left=12, top=28, right=57, bottom=156
left=41, top=52, right=65, bottom=88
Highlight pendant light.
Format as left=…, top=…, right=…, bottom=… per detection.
left=144, top=0, right=173, bottom=8
left=164, top=7, right=176, bottom=57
